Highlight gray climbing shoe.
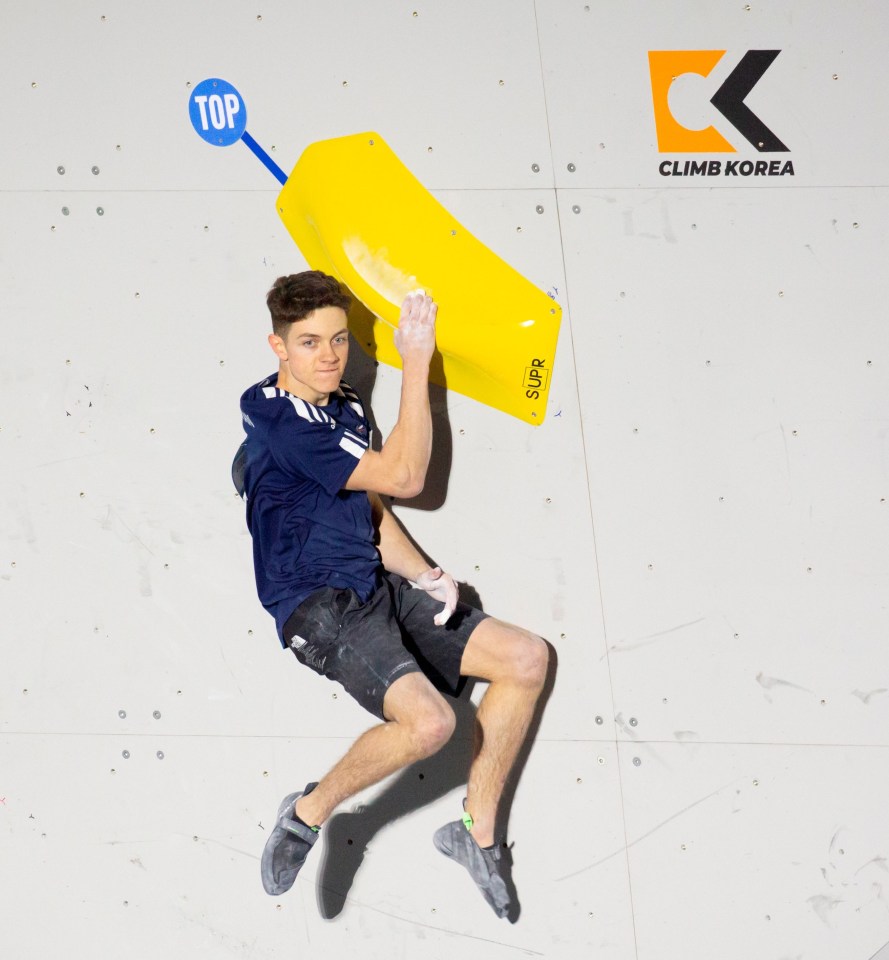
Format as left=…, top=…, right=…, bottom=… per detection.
left=433, top=820, right=511, bottom=918
left=261, top=783, right=320, bottom=895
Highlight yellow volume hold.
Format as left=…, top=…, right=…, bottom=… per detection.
left=275, top=132, right=561, bottom=426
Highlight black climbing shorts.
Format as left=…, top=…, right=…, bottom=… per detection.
left=282, top=571, right=488, bottom=719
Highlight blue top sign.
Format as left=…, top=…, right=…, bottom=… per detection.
left=189, top=78, right=247, bottom=146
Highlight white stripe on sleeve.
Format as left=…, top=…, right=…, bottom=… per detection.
left=343, top=429, right=369, bottom=449
left=339, top=436, right=367, bottom=459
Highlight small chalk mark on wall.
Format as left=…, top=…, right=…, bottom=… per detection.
left=807, top=894, right=843, bottom=926
left=756, top=671, right=811, bottom=694
left=852, top=688, right=888, bottom=704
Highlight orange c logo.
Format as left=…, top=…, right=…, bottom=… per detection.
left=648, top=51, right=735, bottom=153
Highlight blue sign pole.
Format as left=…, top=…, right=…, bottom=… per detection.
left=188, top=78, right=287, bottom=185
left=241, top=131, right=287, bottom=186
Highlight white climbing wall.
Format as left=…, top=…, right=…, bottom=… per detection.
left=2, top=1, right=889, bottom=958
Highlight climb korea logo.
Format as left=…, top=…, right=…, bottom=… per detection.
left=648, top=50, right=795, bottom=178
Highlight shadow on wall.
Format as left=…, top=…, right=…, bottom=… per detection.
left=314, top=641, right=557, bottom=923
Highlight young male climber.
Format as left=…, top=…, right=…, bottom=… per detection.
left=237, top=270, right=548, bottom=919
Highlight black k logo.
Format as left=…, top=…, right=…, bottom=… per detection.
left=710, top=50, right=789, bottom=152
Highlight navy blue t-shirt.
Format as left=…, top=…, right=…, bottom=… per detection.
left=239, top=375, right=382, bottom=644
